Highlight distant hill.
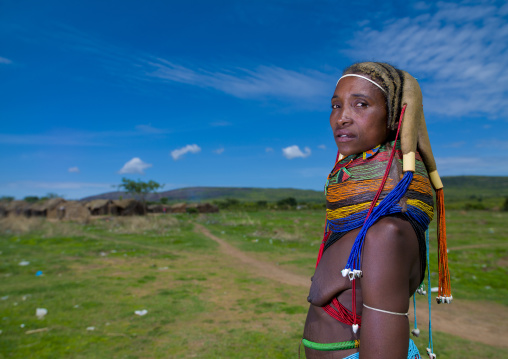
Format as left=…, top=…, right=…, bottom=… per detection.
left=440, top=176, right=508, bottom=209
left=81, top=187, right=325, bottom=204
left=80, top=176, right=508, bottom=208
left=441, top=176, right=508, bottom=199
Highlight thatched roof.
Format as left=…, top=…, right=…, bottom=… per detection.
left=85, top=199, right=112, bottom=210
left=28, top=202, right=48, bottom=217
left=5, top=200, right=29, bottom=211
left=111, top=199, right=145, bottom=215
left=5, top=200, right=30, bottom=216
left=112, top=199, right=137, bottom=209
left=40, top=198, right=66, bottom=211
left=170, top=202, right=187, bottom=213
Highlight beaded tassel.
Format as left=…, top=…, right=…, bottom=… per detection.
left=435, top=188, right=452, bottom=304
left=426, top=229, right=436, bottom=358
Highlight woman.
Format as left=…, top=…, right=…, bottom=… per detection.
left=302, top=62, right=451, bottom=359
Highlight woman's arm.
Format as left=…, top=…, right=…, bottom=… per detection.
left=359, top=216, right=421, bottom=359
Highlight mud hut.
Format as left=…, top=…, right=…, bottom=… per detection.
left=28, top=202, right=48, bottom=217
left=0, top=203, right=7, bottom=218
left=45, top=198, right=67, bottom=219
left=147, top=204, right=168, bottom=214
left=197, top=203, right=219, bottom=213
left=186, top=203, right=200, bottom=214
left=170, top=202, right=187, bottom=213
left=111, top=199, right=145, bottom=216
left=5, top=200, right=30, bottom=217
left=62, top=201, right=90, bottom=223
left=85, top=199, right=112, bottom=215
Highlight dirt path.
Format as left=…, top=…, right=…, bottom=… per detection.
left=196, top=224, right=508, bottom=349
left=195, top=224, right=309, bottom=288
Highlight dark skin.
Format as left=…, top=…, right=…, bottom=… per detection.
left=303, top=76, right=422, bottom=358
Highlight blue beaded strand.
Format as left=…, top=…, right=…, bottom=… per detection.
left=345, top=171, right=414, bottom=271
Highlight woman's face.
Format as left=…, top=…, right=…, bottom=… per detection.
left=330, top=75, right=389, bottom=157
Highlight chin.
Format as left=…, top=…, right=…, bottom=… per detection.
left=337, top=148, right=356, bottom=157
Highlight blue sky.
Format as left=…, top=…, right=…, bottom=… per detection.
left=1, top=0, right=507, bottom=200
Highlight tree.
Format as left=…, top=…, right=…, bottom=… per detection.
left=277, top=197, right=297, bottom=209
left=118, top=178, right=164, bottom=214
left=46, top=193, right=61, bottom=199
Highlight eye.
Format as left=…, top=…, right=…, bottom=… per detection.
left=355, top=101, right=368, bottom=108
left=331, top=104, right=340, bottom=109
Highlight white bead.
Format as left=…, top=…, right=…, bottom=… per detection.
left=426, top=348, right=436, bottom=359
left=411, top=328, right=420, bottom=337
left=352, top=324, right=359, bottom=333
left=341, top=268, right=349, bottom=277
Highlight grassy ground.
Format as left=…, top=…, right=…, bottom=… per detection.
left=0, top=210, right=507, bottom=358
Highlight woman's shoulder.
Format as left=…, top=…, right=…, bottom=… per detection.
left=365, top=215, right=416, bottom=252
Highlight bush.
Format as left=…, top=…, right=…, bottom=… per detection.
left=213, top=198, right=240, bottom=210
left=277, top=197, right=297, bottom=209
left=256, top=200, right=267, bottom=208
left=502, top=197, right=508, bottom=211
left=464, top=202, right=486, bottom=210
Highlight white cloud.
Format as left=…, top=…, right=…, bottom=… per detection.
left=442, top=141, right=466, bottom=149
left=4, top=180, right=111, bottom=191
left=0, top=56, right=12, bottom=65
left=297, top=167, right=331, bottom=177
left=118, top=157, right=152, bottom=174
left=282, top=145, right=311, bottom=159
left=475, top=139, right=508, bottom=150
left=147, top=61, right=330, bottom=101
left=213, top=147, right=225, bottom=155
left=265, top=147, right=274, bottom=152
left=0, top=126, right=174, bottom=147
left=21, top=25, right=332, bottom=105
left=68, top=166, right=80, bottom=173
left=344, top=2, right=508, bottom=119
left=318, top=144, right=326, bottom=150
left=2, top=181, right=114, bottom=200
left=0, top=133, right=106, bottom=146
left=171, top=144, right=201, bottom=160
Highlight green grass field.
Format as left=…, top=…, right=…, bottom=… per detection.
left=0, top=210, right=507, bottom=358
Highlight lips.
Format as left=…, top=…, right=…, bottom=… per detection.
left=335, top=129, right=356, bottom=142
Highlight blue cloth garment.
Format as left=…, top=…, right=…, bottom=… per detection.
left=342, top=339, right=421, bottom=359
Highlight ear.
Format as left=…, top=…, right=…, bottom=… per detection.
left=399, top=71, right=443, bottom=189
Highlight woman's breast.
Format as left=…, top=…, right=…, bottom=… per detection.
left=308, top=228, right=362, bottom=307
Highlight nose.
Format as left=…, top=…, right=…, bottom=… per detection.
left=331, top=107, right=352, bottom=127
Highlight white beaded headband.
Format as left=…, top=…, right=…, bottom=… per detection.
left=337, top=74, right=387, bottom=94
